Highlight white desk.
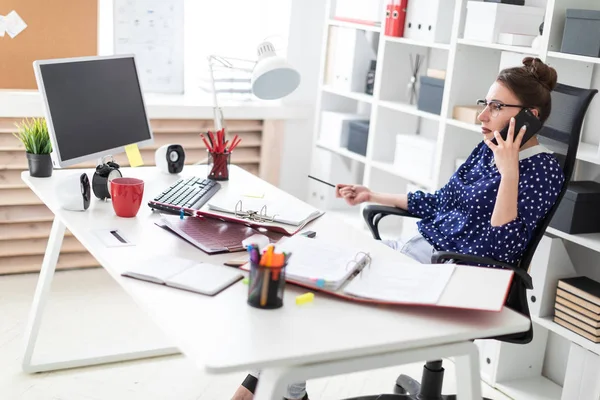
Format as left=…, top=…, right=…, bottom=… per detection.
left=21, top=165, right=530, bottom=400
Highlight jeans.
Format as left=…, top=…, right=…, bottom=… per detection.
left=248, top=234, right=434, bottom=399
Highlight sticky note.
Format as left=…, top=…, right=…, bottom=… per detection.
left=5, top=10, right=27, bottom=39
left=242, top=278, right=249, bottom=285
left=0, top=16, right=6, bottom=37
left=125, top=143, right=144, bottom=167
left=242, top=190, right=265, bottom=199
left=296, top=292, right=314, bottom=305
left=316, top=279, right=325, bottom=288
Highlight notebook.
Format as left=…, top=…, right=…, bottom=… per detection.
left=203, top=195, right=324, bottom=235
left=122, top=255, right=243, bottom=296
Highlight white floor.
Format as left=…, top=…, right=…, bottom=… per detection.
left=0, top=268, right=513, bottom=400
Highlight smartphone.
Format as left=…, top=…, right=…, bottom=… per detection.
left=492, top=108, right=542, bottom=147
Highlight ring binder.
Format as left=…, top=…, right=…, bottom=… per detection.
left=234, top=199, right=278, bottom=223
left=345, top=251, right=372, bottom=280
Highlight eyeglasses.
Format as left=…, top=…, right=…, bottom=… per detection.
left=476, top=99, right=529, bottom=118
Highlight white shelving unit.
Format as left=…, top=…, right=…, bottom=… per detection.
left=308, top=0, right=600, bottom=399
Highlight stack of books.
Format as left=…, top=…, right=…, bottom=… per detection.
left=554, top=276, right=600, bottom=343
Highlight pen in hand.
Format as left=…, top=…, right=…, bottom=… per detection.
left=308, top=175, right=335, bottom=188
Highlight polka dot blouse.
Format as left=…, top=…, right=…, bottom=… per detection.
left=407, top=141, right=565, bottom=265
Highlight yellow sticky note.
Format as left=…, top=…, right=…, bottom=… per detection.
left=242, top=190, right=265, bottom=198
left=125, top=144, right=144, bottom=167
left=296, top=292, right=315, bottom=305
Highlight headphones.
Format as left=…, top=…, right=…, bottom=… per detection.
left=92, top=158, right=122, bottom=200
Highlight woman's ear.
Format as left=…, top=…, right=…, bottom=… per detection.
left=530, top=108, right=540, bottom=118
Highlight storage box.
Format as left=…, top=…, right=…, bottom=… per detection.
left=417, top=76, right=444, bottom=115
left=393, top=134, right=436, bottom=181
left=319, top=111, right=368, bottom=148
left=561, top=9, right=600, bottom=58
left=346, top=120, right=370, bottom=156
left=403, top=0, right=455, bottom=43
left=334, top=0, right=386, bottom=26
left=549, top=181, right=600, bottom=234
left=484, top=0, right=525, bottom=4
left=463, top=1, right=545, bottom=44
left=497, top=33, right=536, bottom=47
left=453, top=105, right=482, bottom=125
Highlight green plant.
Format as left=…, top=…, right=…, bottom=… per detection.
left=12, top=118, right=52, bottom=155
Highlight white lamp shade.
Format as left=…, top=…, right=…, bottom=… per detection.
left=251, top=42, right=300, bottom=100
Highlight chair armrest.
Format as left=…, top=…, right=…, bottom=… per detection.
left=362, top=204, right=420, bottom=240
left=431, top=251, right=533, bottom=290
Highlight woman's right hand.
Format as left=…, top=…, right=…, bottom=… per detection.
left=335, top=184, right=372, bottom=206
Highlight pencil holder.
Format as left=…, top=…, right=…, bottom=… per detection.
left=247, top=262, right=286, bottom=309
left=207, top=151, right=230, bottom=181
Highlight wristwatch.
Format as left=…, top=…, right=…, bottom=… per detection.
left=92, top=161, right=122, bottom=200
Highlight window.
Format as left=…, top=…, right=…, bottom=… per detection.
left=183, top=0, right=292, bottom=97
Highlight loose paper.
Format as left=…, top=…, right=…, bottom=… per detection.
left=5, top=10, right=27, bottom=39
left=0, top=15, right=6, bottom=37
left=125, top=144, right=144, bottom=167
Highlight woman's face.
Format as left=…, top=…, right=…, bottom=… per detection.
left=477, top=81, right=537, bottom=142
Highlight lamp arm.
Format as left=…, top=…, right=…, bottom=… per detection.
left=208, top=56, right=223, bottom=132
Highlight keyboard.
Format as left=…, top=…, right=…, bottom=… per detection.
left=147, top=177, right=221, bottom=214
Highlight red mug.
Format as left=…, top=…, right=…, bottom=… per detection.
left=110, top=177, right=144, bottom=218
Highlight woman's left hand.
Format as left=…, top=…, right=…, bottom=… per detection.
left=485, top=117, right=526, bottom=177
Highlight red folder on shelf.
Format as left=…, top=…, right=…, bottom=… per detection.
left=241, top=235, right=515, bottom=312
left=385, top=0, right=408, bottom=37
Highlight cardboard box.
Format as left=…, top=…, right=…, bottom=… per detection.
left=453, top=105, right=482, bottom=125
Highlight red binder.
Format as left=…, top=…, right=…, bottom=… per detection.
left=387, top=0, right=408, bottom=38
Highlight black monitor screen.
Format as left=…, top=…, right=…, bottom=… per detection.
left=39, top=57, right=152, bottom=162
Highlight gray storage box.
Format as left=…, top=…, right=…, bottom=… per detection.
left=549, top=181, right=600, bottom=234
left=417, top=76, right=445, bottom=115
left=346, top=120, right=370, bottom=156
left=561, top=9, right=600, bottom=57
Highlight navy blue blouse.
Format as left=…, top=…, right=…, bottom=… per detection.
left=407, top=141, right=565, bottom=264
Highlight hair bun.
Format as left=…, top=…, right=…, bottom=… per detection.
left=522, top=57, right=558, bottom=91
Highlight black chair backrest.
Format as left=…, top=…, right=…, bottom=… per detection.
left=495, top=83, right=597, bottom=345
left=516, top=83, right=597, bottom=271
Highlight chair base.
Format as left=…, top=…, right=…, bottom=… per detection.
left=341, top=360, right=492, bottom=400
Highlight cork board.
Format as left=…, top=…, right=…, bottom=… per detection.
left=0, top=0, right=97, bottom=89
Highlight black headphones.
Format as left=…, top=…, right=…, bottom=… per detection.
left=92, top=159, right=122, bottom=200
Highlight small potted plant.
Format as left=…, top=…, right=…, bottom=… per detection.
left=13, top=118, right=53, bottom=178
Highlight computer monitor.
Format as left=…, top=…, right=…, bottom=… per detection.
left=33, top=55, right=154, bottom=168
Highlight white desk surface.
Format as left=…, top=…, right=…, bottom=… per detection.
left=22, top=165, right=530, bottom=374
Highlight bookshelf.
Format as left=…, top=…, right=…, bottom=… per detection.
left=308, top=0, right=600, bottom=398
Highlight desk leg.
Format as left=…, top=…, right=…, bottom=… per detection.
left=21, top=217, right=179, bottom=373
left=454, top=341, right=483, bottom=400
left=253, top=341, right=483, bottom=400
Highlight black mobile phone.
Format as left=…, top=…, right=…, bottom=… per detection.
left=492, top=108, right=542, bottom=147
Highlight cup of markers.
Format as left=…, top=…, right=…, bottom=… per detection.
left=247, top=244, right=291, bottom=309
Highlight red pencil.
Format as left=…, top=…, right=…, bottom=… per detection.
left=200, top=134, right=213, bottom=152
left=208, top=131, right=216, bottom=151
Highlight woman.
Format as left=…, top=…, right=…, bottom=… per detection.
left=231, top=57, right=564, bottom=400
left=337, top=56, right=564, bottom=266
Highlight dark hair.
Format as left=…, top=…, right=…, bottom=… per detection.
left=497, top=57, right=558, bottom=124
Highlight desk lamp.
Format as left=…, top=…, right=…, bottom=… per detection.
left=208, top=41, right=301, bottom=133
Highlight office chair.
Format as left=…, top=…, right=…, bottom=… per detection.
left=343, top=83, right=597, bottom=400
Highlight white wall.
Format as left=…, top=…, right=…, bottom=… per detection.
left=278, top=0, right=326, bottom=200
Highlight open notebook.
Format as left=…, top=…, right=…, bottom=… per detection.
left=122, top=255, right=243, bottom=296
left=243, top=235, right=514, bottom=311
left=201, top=195, right=324, bottom=235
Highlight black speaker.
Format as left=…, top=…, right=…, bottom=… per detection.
left=155, top=144, right=185, bottom=174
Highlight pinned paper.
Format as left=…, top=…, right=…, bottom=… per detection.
left=5, top=10, right=27, bottom=39
left=0, top=15, right=6, bottom=37
left=125, top=143, right=144, bottom=167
